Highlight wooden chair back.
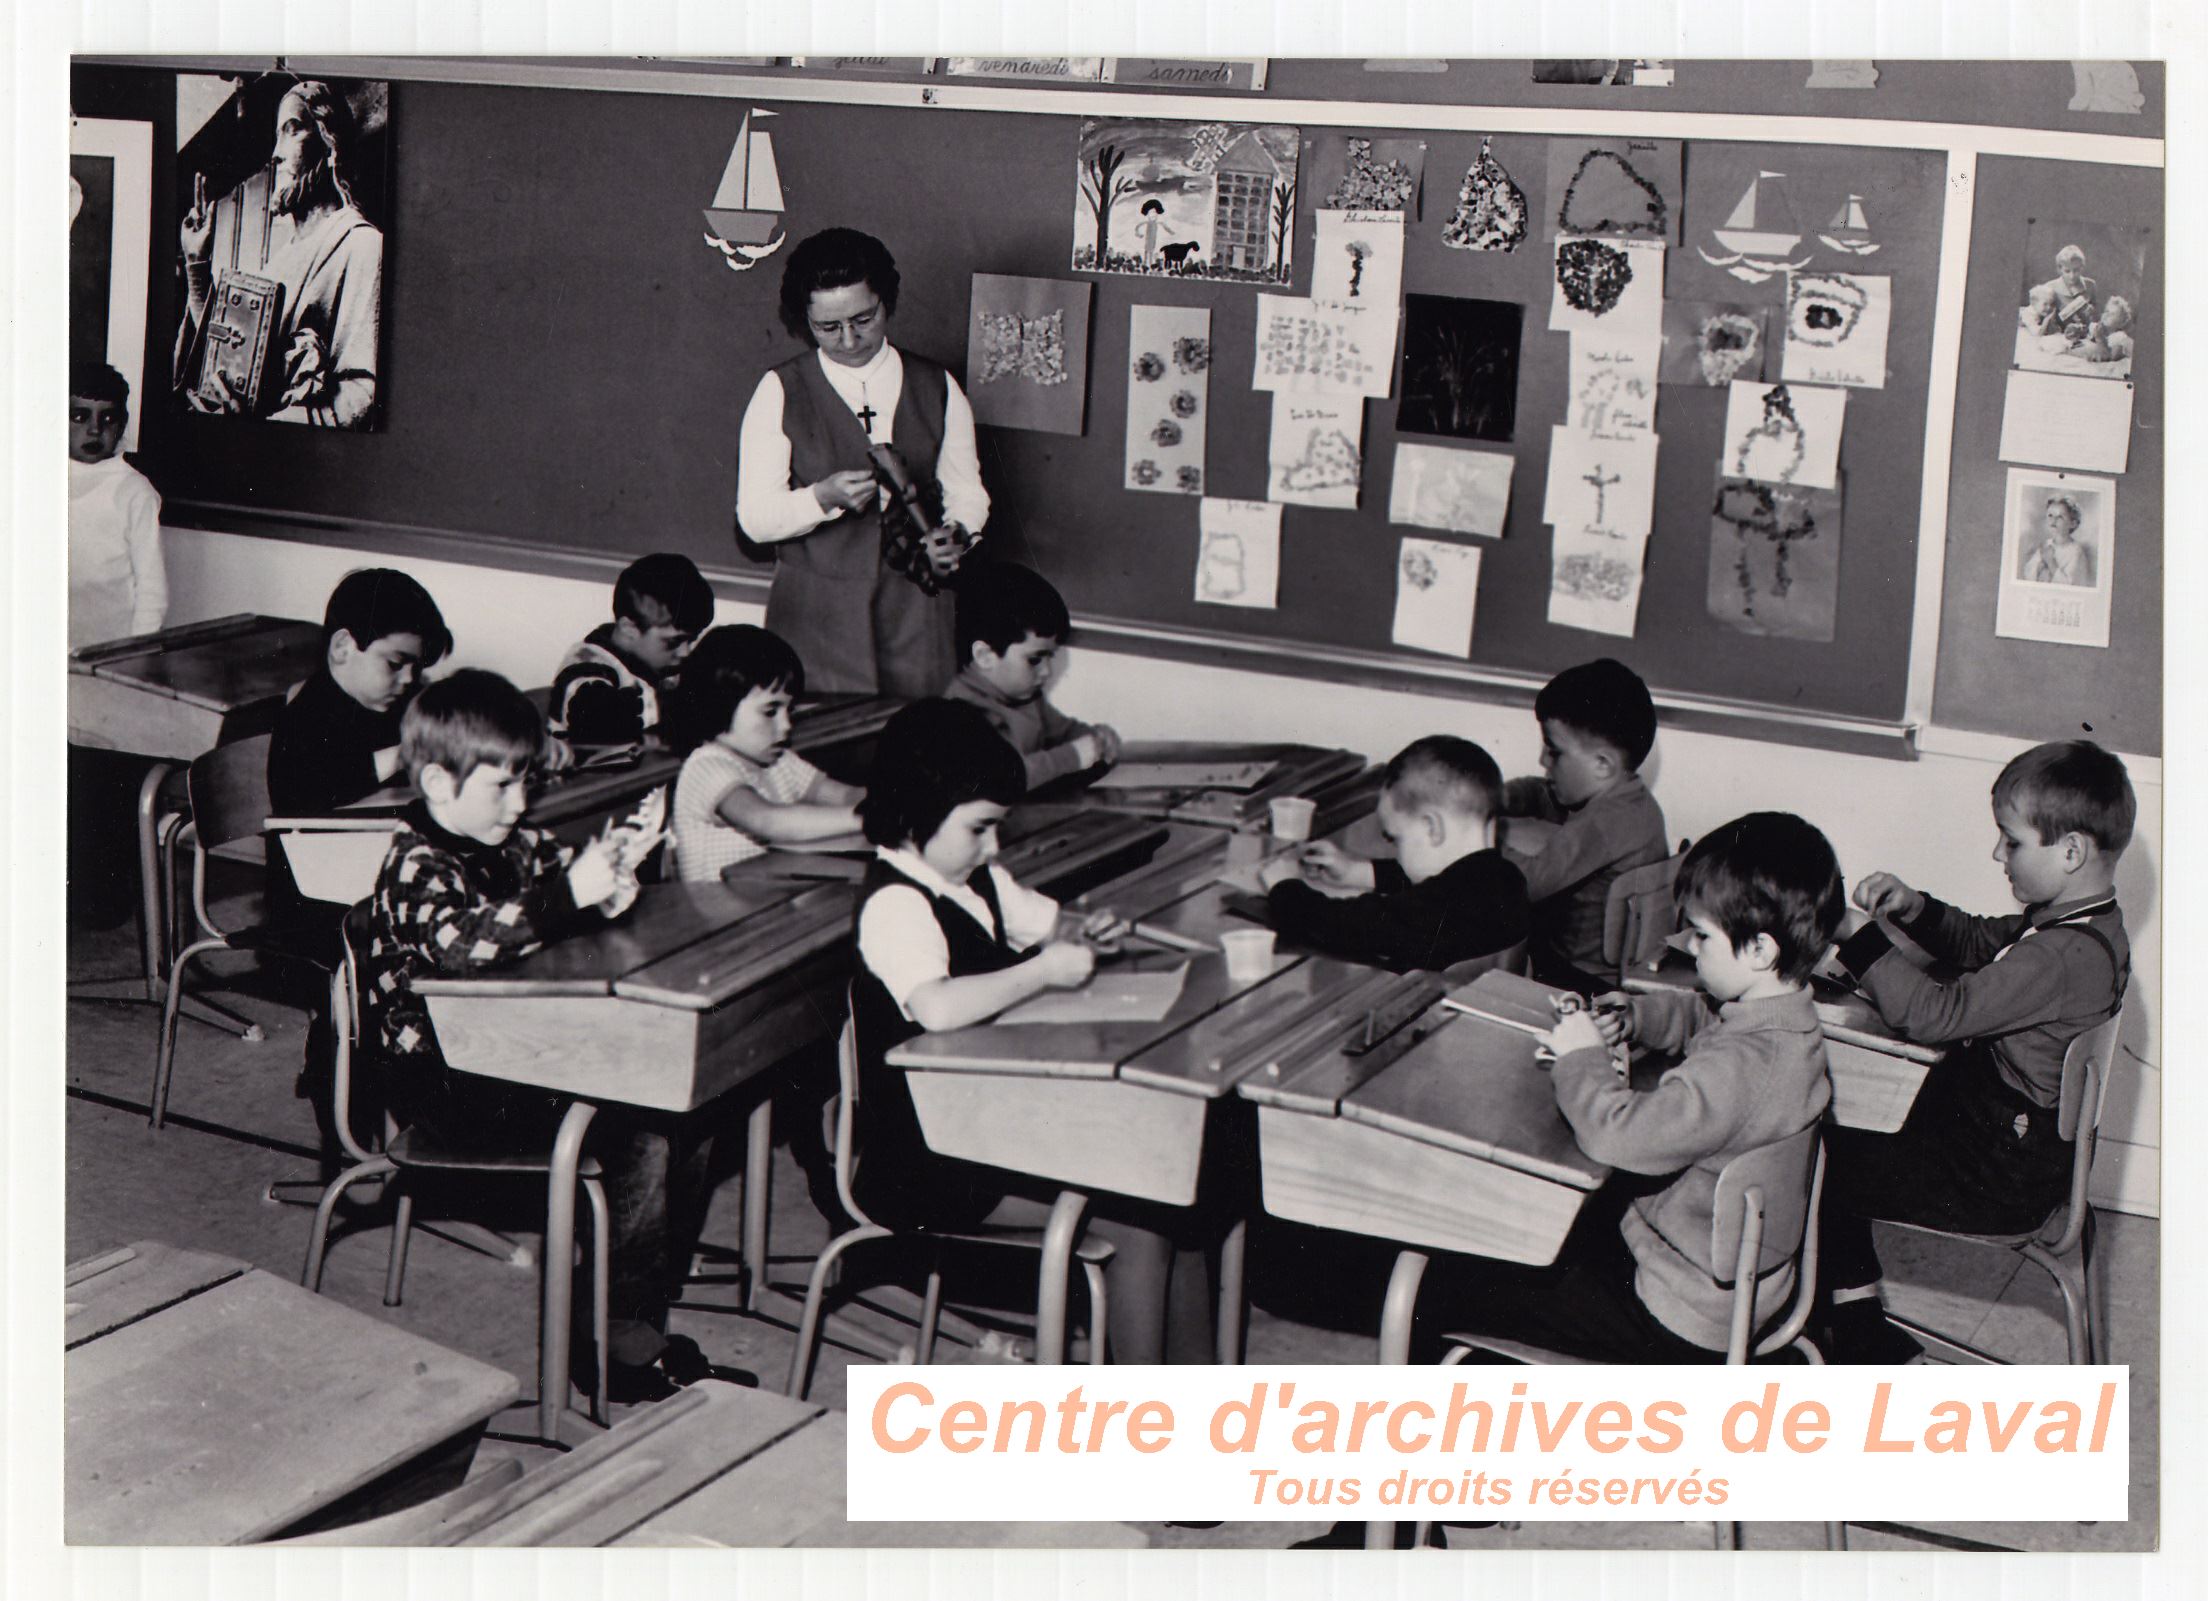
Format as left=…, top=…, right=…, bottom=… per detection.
left=832, top=996, right=881, bottom=1231
left=328, top=902, right=385, bottom=1168
left=2043, top=1012, right=2124, bottom=1255
left=1601, top=846, right=1686, bottom=979
left=1709, top=1123, right=1823, bottom=1362
left=184, top=731, right=276, bottom=857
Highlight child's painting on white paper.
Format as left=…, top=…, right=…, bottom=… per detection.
left=1548, top=528, right=1649, bottom=637
left=1781, top=272, right=1891, bottom=390
left=1073, top=119, right=1300, bottom=286
left=1543, top=427, right=1658, bottom=539
left=1567, top=334, right=1660, bottom=440
left=1268, top=396, right=1364, bottom=509
left=1549, top=235, right=1665, bottom=335
left=1707, top=476, right=1844, bottom=642
left=1392, top=537, right=1483, bottom=657
left=1388, top=443, right=1514, bottom=538
left=1195, top=497, right=1282, bottom=608
left=1251, top=295, right=1393, bottom=397
left=1124, top=305, right=1211, bottom=495
left=1722, top=380, right=1846, bottom=491
left=1660, top=299, right=1769, bottom=386
left=1310, top=209, right=1405, bottom=308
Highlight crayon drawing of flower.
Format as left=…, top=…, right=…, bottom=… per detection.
left=1169, top=390, right=1200, bottom=418
left=1131, top=459, right=1162, bottom=486
left=1133, top=351, right=1166, bottom=382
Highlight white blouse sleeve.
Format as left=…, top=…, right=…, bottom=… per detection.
left=988, top=866, right=1060, bottom=952
left=736, top=369, right=844, bottom=544
left=935, top=373, right=990, bottom=535
left=857, top=883, right=953, bottom=1016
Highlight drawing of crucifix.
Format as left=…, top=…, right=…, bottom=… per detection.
left=1583, top=461, right=1622, bottom=525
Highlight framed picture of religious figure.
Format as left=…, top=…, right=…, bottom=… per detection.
left=172, top=73, right=391, bottom=430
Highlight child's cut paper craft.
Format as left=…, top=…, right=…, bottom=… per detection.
left=1548, top=527, right=1649, bottom=637
left=1124, top=305, right=1211, bottom=495
left=1440, top=137, right=1529, bottom=253
left=1781, top=272, right=1891, bottom=389
left=1996, top=467, right=2116, bottom=648
left=1693, top=166, right=1811, bottom=285
left=1251, top=296, right=1393, bottom=396
left=1549, top=236, right=1665, bottom=335
left=1543, top=427, right=1658, bottom=538
left=1194, top=496, right=1282, bottom=608
left=1806, top=61, right=1879, bottom=89
left=2015, top=219, right=2149, bottom=381
left=1395, top=293, right=1522, bottom=443
left=1388, top=442, right=1514, bottom=537
left=1998, top=370, right=2133, bottom=474
left=1391, top=537, right=1483, bottom=658
left=1708, top=476, right=1844, bottom=642
left=966, top=274, right=1093, bottom=435
left=996, top=962, right=1190, bottom=1026
left=1309, top=134, right=1427, bottom=218
left=1660, top=299, right=1769, bottom=386
left=1268, top=395, right=1364, bottom=509
left=2069, top=62, right=2145, bottom=115
left=1722, top=380, right=1846, bottom=490
left=1073, top=119, right=1300, bottom=285
left=1568, top=334, right=1660, bottom=440
left=1092, top=760, right=1279, bottom=793
left=1310, top=209, right=1405, bottom=307
left=1545, top=138, right=1682, bottom=242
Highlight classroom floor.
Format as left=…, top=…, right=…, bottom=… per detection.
left=62, top=877, right=2160, bottom=1554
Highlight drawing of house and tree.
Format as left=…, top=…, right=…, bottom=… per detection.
left=1072, top=118, right=1299, bottom=284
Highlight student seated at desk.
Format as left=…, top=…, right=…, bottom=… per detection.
left=1817, top=741, right=2133, bottom=1363
left=365, top=669, right=742, bottom=1402
left=941, top=562, right=1121, bottom=791
left=548, top=551, right=713, bottom=746
left=1498, top=658, right=1670, bottom=991
left=851, top=698, right=1210, bottom=1364
left=1261, top=736, right=1528, bottom=974
left=1420, top=813, right=1845, bottom=1363
left=667, top=625, right=865, bottom=881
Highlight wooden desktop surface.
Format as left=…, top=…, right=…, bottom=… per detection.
left=1089, top=740, right=1374, bottom=828
left=69, top=613, right=324, bottom=759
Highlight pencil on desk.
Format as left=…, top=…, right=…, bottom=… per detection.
left=1126, top=921, right=1217, bottom=955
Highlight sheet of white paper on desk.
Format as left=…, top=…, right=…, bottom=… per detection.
left=995, top=963, right=1190, bottom=1025
left=1251, top=295, right=1395, bottom=396
left=1388, top=442, right=1513, bottom=536
left=1268, top=395, right=1363, bottom=508
left=1310, top=209, right=1405, bottom=309
left=1548, top=235, right=1664, bottom=335
left=1391, top=537, right=1483, bottom=658
left=1998, top=369, right=2133, bottom=473
left=1092, top=760, right=1278, bottom=792
left=1194, top=496, right=1282, bottom=607
left=1780, top=272, right=1892, bottom=389
left=1543, top=426, right=1658, bottom=537
left=1567, top=333, right=1660, bottom=439
left=1442, top=969, right=1561, bottom=1033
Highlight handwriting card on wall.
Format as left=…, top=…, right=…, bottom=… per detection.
left=1660, top=299, right=1770, bottom=386
left=1545, top=137, right=1683, bottom=243
left=1550, top=236, right=1665, bottom=335
left=1125, top=305, right=1212, bottom=495
left=1392, top=537, right=1484, bottom=657
left=1310, top=209, right=1406, bottom=309
left=1548, top=528, right=1650, bottom=637
left=1721, top=380, right=1846, bottom=490
left=1780, top=272, right=1892, bottom=389
left=1544, top=427, right=1658, bottom=538
left=1998, top=369, right=2133, bottom=474
left=967, top=274, right=1092, bottom=435
left=1252, top=295, right=1394, bottom=396
left=1996, top=468, right=2115, bottom=647
left=1567, top=333, right=1660, bottom=440
left=1388, top=442, right=1514, bottom=537
left=1195, top=497, right=1282, bottom=608
left=1268, top=395, right=1364, bottom=509
left=1395, top=294, right=1522, bottom=443
left=1708, top=476, right=1845, bottom=642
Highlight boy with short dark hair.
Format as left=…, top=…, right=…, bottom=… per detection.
left=942, top=562, right=1121, bottom=789
left=550, top=552, right=715, bottom=745
left=366, top=669, right=739, bottom=1402
left=1261, top=735, right=1528, bottom=974
left=68, top=361, right=165, bottom=647
left=1500, top=657, right=1669, bottom=989
left=1818, top=740, right=2133, bottom=1362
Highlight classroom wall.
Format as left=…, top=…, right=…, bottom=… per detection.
left=161, top=524, right=2162, bottom=1219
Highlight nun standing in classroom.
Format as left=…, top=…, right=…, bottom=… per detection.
left=734, top=227, right=988, bottom=697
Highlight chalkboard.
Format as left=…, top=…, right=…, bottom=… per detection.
left=72, top=61, right=2143, bottom=744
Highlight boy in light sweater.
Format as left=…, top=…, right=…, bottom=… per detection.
left=942, top=563, right=1120, bottom=791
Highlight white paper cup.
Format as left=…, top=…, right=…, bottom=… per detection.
left=1220, top=928, right=1278, bottom=982
left=1225, top=826, right=1266, bottom=868
left=1268, top=796, right=1317, bottom=842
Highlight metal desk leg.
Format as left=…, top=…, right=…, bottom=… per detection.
left=1216, top=1215, right=1248, bottom=1365
left=1367, top=1249, right=1431, bottom=1552
left=135, top=761, right=178, bottom=999
left=1035, top=1190, right=1090, bottom=1365
left=540, top=1099, right=599, bottom=1445
left=743, top=1096, right=774, bottom=1311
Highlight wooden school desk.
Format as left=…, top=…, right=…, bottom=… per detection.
left=69, top=613, right=325, bottom=1002
left=1088, top=739, right=1377, bottom=831
left=65, top=1241, right=517, bottom=1545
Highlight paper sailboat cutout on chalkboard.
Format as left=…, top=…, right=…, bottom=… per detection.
left=703, top=110, right=786, bottom=271
left=1817, top=193, right=1881, bottom=256
left=1698, top=171, right=1811, bottom=283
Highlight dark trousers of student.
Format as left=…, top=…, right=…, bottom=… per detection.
left=68, top=745, right=161, bottom=927
left=393, top=1067, right=715, bottom=1368
left=1820, top=1049, right=2075, bottom=1293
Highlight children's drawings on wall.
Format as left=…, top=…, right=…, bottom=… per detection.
left=1124, top=305, right=1211, bottom=495
left=1707, top=476, right=1844, bottom=642
left=2014, top=219, right=2148, bottom=381
left=1544, top=138, right=1681, bottom=242
left=1252, top=295, right=1393, bottom=396
left=1722, top=380, right=1845, bottom=490
left=1195, top=497, right=1282, bottom=608
left=1806, top=61, right=1879, bottom=89
left=1548, top=528, right=1649, bottom=637
left=1392, top=537, right=1484, bottom=657
left=1998, top=369, right=2134, bottom=475
left=1387, top=443, right=1514, bottom=538
left=1568, top=334, right=1660, bottom=441
left=1660, top=299, right=1768, bottom=386
left=1996, top=468, right=2115, bottom=648
left=1550, top=236, right=1664, bottom=335
left=1268, top=395, right=1364, bottom=509
left=1309, top=134, right=1426, bottom=218
left=1440, top=137, right=1528, bottom=253
left=1694, top=167, right=1811, bottom=284
left=966, top=274, right=1092, bottom=435
left=2068, top=62, right=2145, bottom=115
left=1073, top=119, right=1300, bottom=285
left=1544, top=427, right=1658, bottom=538
left=1781, top=272, right=1892, bottom=389
left=1396, top=294, right=1523, bottom=443
left=1310, top=209, right=1405, bottom=307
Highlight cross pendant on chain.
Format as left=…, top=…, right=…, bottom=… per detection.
left=855, top=402, right=879, bottom=432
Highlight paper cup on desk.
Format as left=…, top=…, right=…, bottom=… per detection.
left=1225, top=826, right=1266, bottom=869
left=1268, top=796, right=1317, bottom=841
left=1220, top=928, right=1278, bottom=983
